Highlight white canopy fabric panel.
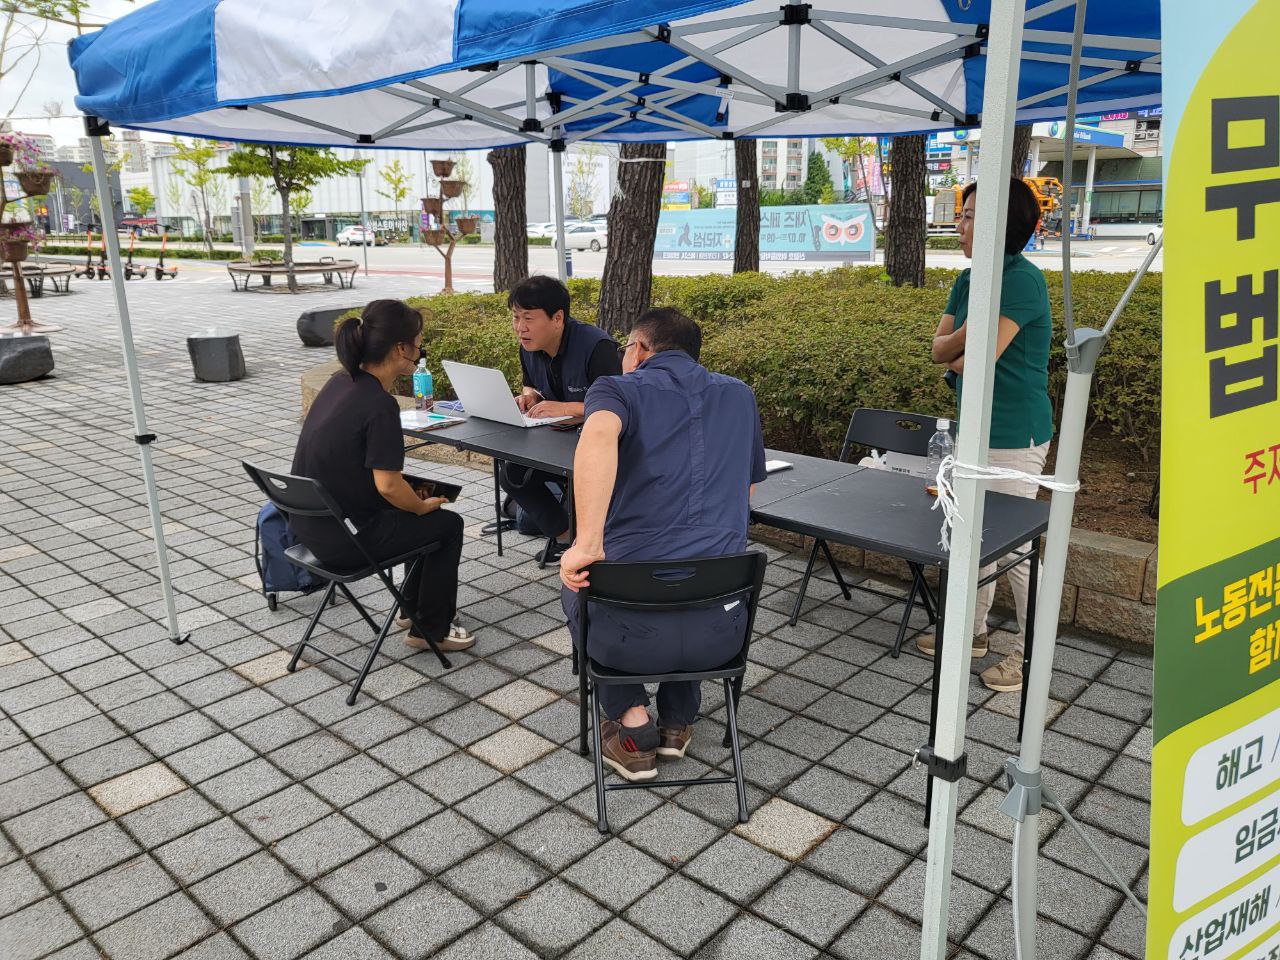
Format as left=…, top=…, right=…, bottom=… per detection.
left=71, top=0, right=1159, bottom=149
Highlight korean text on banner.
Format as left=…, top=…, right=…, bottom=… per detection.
left=1150, top=4, right=1280, bottom=960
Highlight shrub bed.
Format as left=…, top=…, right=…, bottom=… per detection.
left=344, top=266, right=1161, bottom=461
left=38, top=243, right=244, bottom=261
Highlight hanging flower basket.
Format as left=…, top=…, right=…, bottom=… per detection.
left=440, top=179, right=464, bottom=199
left=454, top=216, right=480, bottom=235
left=0, top=144, right=13, bottom=167
left=431, top=159, right=456, bottom=178
left=16, top=171, right=55, bottom=197
left=422, top=228, right=451, bottom=246
left=421, top=197, right=444, bottom=219
left=1, top=238, right=30, bottom=262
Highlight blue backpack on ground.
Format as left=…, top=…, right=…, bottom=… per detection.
left=254, top=502, right=324, bottom=610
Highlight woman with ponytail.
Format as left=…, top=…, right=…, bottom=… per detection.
left=290, top=299, right=475, bottom=652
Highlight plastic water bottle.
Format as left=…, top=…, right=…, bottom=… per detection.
left=925, top=418, right=953, bottom=497
left=412, top=360, right=433, bottom=411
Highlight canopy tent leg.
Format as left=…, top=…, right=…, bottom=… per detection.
left=358, top=165, right=370, bottom=277
left=552, top=138, right=569, bottom=283
left=917, top=1, right=1026, bottom=959
left=87, top=119, right=187, bottom=646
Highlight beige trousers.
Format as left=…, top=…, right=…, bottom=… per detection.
left=972, top=441, right=1050, bottom=655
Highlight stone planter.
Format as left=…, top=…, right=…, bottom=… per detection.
left=431, top=159, right=455, bottom=178
left=297, top=305, right=363, bottom=347
left=188, top=331, right=246, bottom=382
left=440, top=179, right=464, bottom=199
left=455, top=216, right=480, bottom=235
left=1, top=239, right=29, bottom=262
left=0, top=334, right=54, bottom=383
left=16, top=171, right=55, bottom=196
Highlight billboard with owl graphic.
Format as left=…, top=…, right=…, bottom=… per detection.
left=653, top=204, right=875, bottom=261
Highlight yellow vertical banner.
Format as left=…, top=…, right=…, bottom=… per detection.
left=1151, top=3, right=1280, bottom=960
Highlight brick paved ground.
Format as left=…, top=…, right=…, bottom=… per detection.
left=0, top=275, right=1151, bottom=959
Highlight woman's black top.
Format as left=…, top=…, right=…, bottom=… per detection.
left=289, top=369, right=404, bottom=553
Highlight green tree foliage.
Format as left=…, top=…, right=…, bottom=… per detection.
left=126, top=186, right=155, bottom=215
left=801, top=151, right=833, bottom=205
left=566, top=147, right=599, bottom=220
left=219, top=144, right=366, bottom=291
left=376, top=159, right=411, bottom=227
left=693, top=183, right=715, bottom=209
left=168, top=138, right=222, bottom=255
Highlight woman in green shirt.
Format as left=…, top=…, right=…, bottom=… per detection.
left=921, top=178, right=1053, bottom=694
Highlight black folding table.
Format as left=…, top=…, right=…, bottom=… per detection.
left=402, top=417, right=579, bottom=564
left=749, top=466, right=1051, bottom=821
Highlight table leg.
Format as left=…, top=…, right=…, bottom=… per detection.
left=1017, top=540, right=1041, bottom=742
left=924, top=570, right=947, bottom=827
left=493, top=459, right=504, bottom=557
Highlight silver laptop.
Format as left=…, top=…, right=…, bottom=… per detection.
left=442, top=360, right=572, bottom=428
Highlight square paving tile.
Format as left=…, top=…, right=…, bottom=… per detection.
left=700, top=913, right=820, bottom=960
left=456, top=778, right=552, bottom=836
left=507, top=807, right=607, bottom=873
left=753, top=866, right=867, bottom=947
left=441, top=843, right=549, bottom=912
left=189, top=851, right=303, bottom=925
left=365, top=882, right=482, bottom=960
left=231, top=887, right=345, bottom=960
left=92, top=892, right=214, bottom=960
left=0, top=897, right=87, bottom=960
left=273, top=812, right=376, bottom=879
left=625, top=873, right=737, bottom=954
left=497, top=879, right=610, bottom=957
left=467, top=723, right=558, bottom=774
left=564, top=918, right=680, bottom=960
left=153, top=815, right=261, bottom=885
left=86, top=761, right=186, bottom=817
left=390, top=808, right=496, bottom=875
left=344, top=780, right=441, bottom=841
left=314, top=846, right=426, bottom=921
left=733, top=797, right=838, bottom=861
left=479, top=679, right=560, bottom=719
left=62, top=855, right=175, bottom=931
left=684, top=833, right=789, bottom=906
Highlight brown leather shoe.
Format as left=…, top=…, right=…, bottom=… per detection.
left=600, top=720, right=657, bottom=781
left=657, top=724, right=692, bottom=758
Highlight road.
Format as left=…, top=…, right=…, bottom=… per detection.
left=71, top=238, right=1161, bottom=291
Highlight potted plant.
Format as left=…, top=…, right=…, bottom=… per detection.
left=454, top=215, right=480, bottom=235
left=0, top=221, right=42, bottom=262
left=440, top=179, right=464, bottom=199
left=430, top=159, right=455, bottom=178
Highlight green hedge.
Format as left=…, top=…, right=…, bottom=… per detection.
left=340, top=266, right=1161, bottom=460
left=37, top=244, right=243, bottom=261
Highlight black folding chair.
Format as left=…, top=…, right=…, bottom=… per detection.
left=243, top=462, right=452, bottom=705
left=575, top=552, right=768, bottom=833
left=788, top=408, right=945, bottom=657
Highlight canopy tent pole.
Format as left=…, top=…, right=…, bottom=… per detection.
left=551, top=137, right=569, bottom=283
left=357, top=161, right=370, bottom=277
left=917, top=1, right=1025, bottom=958
left=1003, top=1, right=1148, bottom=955
left=86, top=119, right=187, bottom=646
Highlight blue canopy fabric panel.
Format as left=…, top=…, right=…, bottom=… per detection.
left=70, top=0, right=1160, bottom=149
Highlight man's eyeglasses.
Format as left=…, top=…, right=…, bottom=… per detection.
left=617, top=339, right=642, bottom=360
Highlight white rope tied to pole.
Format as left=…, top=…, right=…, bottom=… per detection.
left=930, top=454, right=1081, bottom=552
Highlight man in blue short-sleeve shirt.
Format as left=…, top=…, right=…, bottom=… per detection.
left=561, top=307, right=767, bottom=782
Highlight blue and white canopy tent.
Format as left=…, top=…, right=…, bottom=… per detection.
left=71, top=3, right=1160, bottom=958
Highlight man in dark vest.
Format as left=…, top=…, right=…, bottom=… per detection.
left=501, top=275, right=621, bottom=548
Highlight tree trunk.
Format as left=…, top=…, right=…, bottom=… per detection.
left=198, top=187, right=214, bottom=258
left=733, top=139, right=760, bottom=273
left=280, top=187, right=297, bottom=293
left=488, top=145, right=528, bottom=294
left=884, top=134, right=926, bottom=288
left=598, top=142, right=666, bottom=336
left=1011, top=123, right=1034, bottom=178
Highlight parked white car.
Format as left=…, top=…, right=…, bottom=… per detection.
left=1146, top=224, right=1163, bottom=245
left=553, top=222, right=608, bottom=251
left=336, top=225, right=384, bottom=246
left=526, top=222, right=556, bottom=238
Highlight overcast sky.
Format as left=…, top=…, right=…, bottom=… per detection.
left=5, top=0, right=155, bottom=143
